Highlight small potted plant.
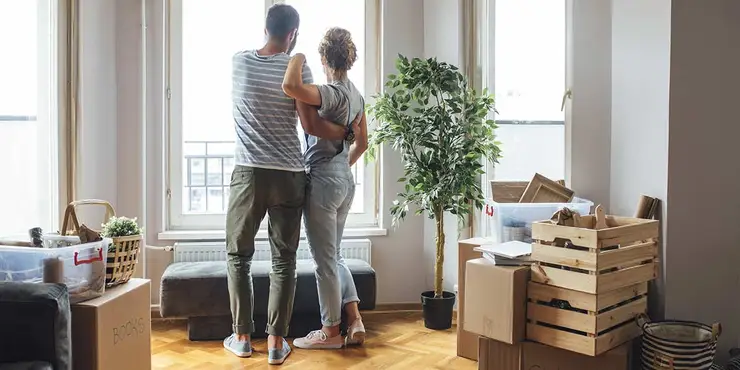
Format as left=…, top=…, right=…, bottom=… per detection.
left=101, top=216, right=143, bottom=287
left=367, top=55, right=501, bottom=330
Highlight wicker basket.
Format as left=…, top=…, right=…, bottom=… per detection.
left=61, top=199, right=142, bottom=287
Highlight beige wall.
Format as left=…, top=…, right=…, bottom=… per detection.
left=665, top=0, right=740, bottom=361
left=610, top=0, right=740, bottom=361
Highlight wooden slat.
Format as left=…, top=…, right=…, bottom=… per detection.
left=595, top=321, right=641, bottom=355
left=527, top=323, right=596, bottom=356
left=531, top=265, right=598, bottom=294
left=595, top=296, right=647, bottom=332
left=527, top=302, right=596, bottom=334
left=532, top=243, right=597, bottom=271
left=597, top=263, right=657, bottom=293
left=490, top=181, right=528, bottom=203
left=595, top=282, right=648, bottom=311
left=532, top=222, right=599, bottom=249
left=597, top=241, right=657, bottom=271
left=151, top=312, right=477, bottom=370
left=527, top=281, right=597, bottom=312
left=598, top=219, right=659, bottom=248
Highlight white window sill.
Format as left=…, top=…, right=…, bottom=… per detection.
left=158, top=227, right=388, bottom=241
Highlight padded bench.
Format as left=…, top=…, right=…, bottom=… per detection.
left=160, top=259, right=376, bottom=341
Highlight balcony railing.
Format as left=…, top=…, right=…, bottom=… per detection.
left=182, top=140, right=364, bottom=213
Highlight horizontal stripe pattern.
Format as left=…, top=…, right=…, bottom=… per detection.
left=640, top=320, right=718, bottom=370
left=232, top=49, right=313, bottom=171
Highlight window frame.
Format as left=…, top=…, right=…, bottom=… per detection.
left=165, top=0, right=380, bottom=231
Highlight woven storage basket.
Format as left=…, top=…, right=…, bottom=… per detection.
left=61, top=199, right=142, bottom=287
left=638, top=313, right=721, bottom=370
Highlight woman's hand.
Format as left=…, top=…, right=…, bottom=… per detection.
left=291, top=53, right=306, bottom=63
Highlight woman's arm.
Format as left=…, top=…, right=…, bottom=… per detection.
left=296, top=101, right=361, bottom=141
left=349, top=112, right=368, bottom=166
left=283, top=53, right=322, bottom=106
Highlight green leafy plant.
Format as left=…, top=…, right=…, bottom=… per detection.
left=101, top=216, right=143, bottom=238
left=367, top=55, right=502, bottom=298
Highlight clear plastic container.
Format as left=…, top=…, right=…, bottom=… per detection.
left=0, top=237, right=110, bottom=303
left=482, top=198, right=594, bottom=244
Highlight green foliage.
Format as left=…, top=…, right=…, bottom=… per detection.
left=101, top=216, right=143, bottom=238
left=367, top=55, right=502, bottom=226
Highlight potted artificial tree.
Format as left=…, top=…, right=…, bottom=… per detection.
left=367, top=55, right=501, bottom=330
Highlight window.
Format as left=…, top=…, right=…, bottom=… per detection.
left=0, top=0, right=60, bottom=236
left=167, top=0, right=378, bottom=230
left=483, top=0, right=566, bottom=182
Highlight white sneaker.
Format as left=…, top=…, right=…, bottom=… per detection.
left=293, top=330, right=344, bottom=349
left=346, top=319, right=366, bottom=346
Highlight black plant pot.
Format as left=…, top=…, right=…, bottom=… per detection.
left=421, top=290, right=456, bottom=330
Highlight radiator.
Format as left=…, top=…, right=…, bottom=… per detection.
left=173, top=239, right=372, bottom=264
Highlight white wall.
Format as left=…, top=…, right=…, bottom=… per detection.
left=77, top=0, right=119, bottom=224
left=610, top=0, right=671, bottom=319
left=422, top=0, right=463, bottom=296
left=370, top=0, right=428, bottom=303
left=566, top=0, right=612, bottom=210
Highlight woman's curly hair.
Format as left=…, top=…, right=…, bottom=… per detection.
left=318, top=27, right=357, bottom=72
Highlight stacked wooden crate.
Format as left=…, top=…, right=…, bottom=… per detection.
left=526, top=213, right=659, bottom=356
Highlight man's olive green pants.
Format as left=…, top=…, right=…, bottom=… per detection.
left=226, top=165, right=306, bottom=337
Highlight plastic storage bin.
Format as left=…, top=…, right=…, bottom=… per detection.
left=0, top=237, right=110, bottom=303
left=482, top=198, right=593, bottom=244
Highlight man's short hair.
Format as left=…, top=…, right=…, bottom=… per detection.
left=266, top=4, right=300, bottom=39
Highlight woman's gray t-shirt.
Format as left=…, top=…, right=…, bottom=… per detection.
left=303, top=78, right=364, bottom=168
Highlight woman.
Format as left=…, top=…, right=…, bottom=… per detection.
left=282, top=27, right=368, bottom=350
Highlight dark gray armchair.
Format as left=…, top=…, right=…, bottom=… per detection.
left=0, top=283, right=71, bottom=370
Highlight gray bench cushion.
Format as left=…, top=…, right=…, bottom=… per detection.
left=0, top=283, right=70, bottom=370
left=160, top=259, right=376, bottom=318
left=0, top=362, right=53, bottom=370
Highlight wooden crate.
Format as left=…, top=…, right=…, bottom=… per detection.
left=530, top=215, right=659, bottom=294
left=526, top=281, right=646, bottom=356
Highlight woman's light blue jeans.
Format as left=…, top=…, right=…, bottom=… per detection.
left=303, top=163, right=361, bottom=327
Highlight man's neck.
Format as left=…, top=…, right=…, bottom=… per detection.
left=258, top=41, right=287, bottom=56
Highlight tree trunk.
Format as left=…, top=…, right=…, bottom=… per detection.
left=434, top=209, right=445, bottom=298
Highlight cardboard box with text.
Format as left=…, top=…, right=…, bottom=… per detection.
left=71, top=278, right=152, bottom=370
left=464, top=258, right=529, bottom=344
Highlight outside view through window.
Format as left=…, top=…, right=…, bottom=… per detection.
left=492, top=0, right=565, bottom=181
left=0, top=0, right=56, bottom=235
left=181, top=0, right=367, bottom=216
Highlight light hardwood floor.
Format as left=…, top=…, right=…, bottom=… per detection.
left=152, top=311, right=477, bottom=369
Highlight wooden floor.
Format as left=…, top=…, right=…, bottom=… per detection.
left=152, top=311, right=476, bottom=369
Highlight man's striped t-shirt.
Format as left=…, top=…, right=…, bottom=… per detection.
left=232, top=50, right=313, bottom=172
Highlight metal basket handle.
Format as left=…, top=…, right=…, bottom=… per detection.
left=636, top=313, right=651, bottom=330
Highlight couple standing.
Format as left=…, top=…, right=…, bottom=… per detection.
left=223, top=4, right=368, bottom=365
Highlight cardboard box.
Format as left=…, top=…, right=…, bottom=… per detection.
left=478, top=337, right=631, bottom=370
left=464, top=259, right=529, bottom=344
left=71, top=278, right=152, bottom=370
left=457, top=238, right=496, bottom=360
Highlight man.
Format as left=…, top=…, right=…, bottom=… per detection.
left=224, top=4, right=358, bottom=365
